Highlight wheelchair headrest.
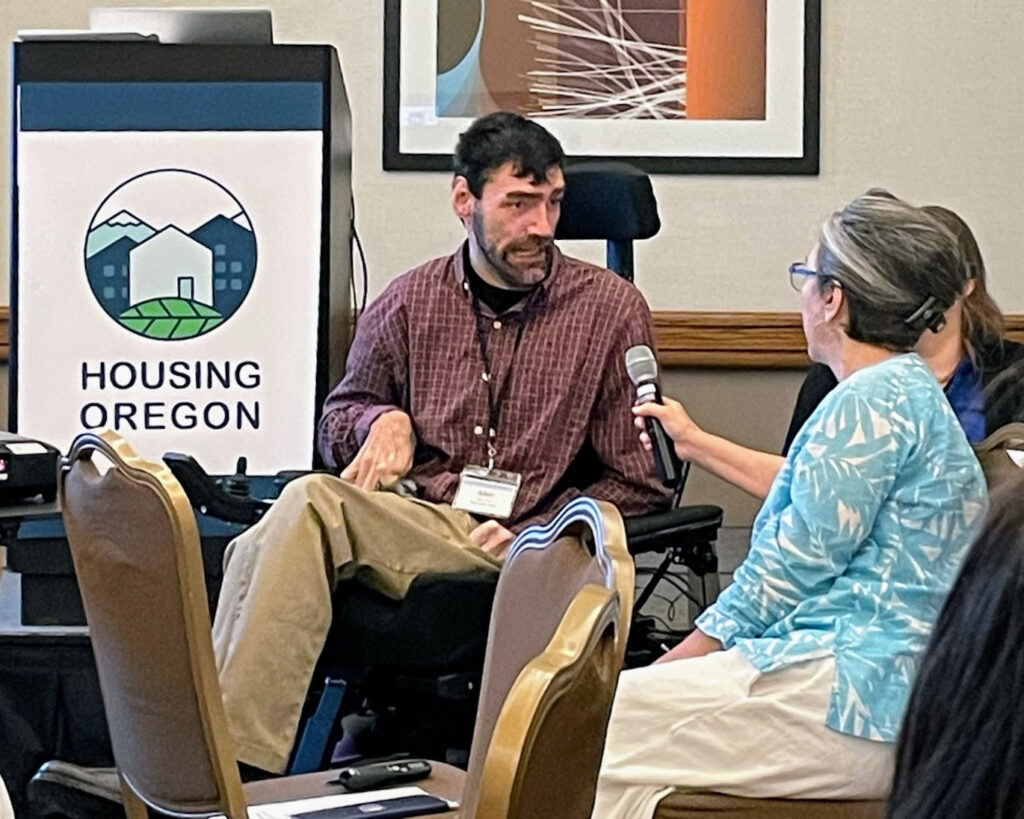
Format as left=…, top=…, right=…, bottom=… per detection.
left=556, top=161, right=661, bottom=243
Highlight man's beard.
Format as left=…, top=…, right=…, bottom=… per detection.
left=472, top=210, right=551, bottom=289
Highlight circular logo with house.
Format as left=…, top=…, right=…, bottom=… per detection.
left=84, top=169, right=257, bottom=340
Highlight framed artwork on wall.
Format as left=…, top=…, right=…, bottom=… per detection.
left=383, top=0, right=820, bottom=175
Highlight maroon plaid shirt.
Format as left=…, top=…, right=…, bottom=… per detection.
left=317, top=244, right=670, bottom=529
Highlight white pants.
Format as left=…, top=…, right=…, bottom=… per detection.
left=592, top=648, right=894, bottom=819
left=0, top=772, right=13, bottom=819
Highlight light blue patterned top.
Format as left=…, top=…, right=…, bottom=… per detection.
left=697, top=353, right=987, bottom=742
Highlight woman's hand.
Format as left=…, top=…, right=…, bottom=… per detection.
left=633, top=397, right=704, bottom=462
left=633, top=395, right=784, bottom=500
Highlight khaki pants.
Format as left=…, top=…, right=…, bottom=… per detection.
left=212, top=474, right=501, bottom=773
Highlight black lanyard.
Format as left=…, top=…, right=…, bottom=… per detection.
left=471, top=293, right=526, bottom=469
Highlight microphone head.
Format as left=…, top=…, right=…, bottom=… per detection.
left=625, top=344, right=659, bottom=385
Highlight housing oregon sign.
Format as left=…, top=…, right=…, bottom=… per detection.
left=14, top=79, right=326, bottom=474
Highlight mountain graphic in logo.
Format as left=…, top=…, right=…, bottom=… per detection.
left=84, top=169, right=257, bottom=340
left=86, top=210, right=157, bottom=257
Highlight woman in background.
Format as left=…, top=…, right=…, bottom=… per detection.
left=888, top=470, right=1024, bottom=818
left=592, top=191, right=988, bottom=818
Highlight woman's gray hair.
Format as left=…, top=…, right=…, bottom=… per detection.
left=816, top=190, right=967, bottom=351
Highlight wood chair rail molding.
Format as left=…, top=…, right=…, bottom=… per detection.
left=653, top=311, right=1024, bottom=368
left=2, top=308, right=1022, bottom=368
left=653, top=311, right=808, bottom=368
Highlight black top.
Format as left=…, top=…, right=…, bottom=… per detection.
left=782, top=339, right=1024, bottom=455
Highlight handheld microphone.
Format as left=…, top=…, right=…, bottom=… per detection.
left=625, top=344, right=682, bottom=486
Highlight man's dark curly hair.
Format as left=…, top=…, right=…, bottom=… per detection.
left=453, top=112, right=565, bottom=198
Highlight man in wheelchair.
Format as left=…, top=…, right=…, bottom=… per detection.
left=212, top=112, right=670, bottom=774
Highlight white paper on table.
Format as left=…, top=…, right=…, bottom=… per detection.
left=245, top=786, right=455, bottom=819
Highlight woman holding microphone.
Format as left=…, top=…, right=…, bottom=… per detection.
left=592, top=192, right=988, bottom=817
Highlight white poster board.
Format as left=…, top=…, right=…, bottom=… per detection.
left=15, top=79, right=326, bottom=474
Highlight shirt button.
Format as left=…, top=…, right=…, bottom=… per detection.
left=481, top=372, right=490, bottom=382
left=474, top=425, right=484, bottom=436
left=493, top=320, right=501, bottom=330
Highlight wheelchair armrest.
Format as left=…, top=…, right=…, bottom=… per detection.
left=624, top=505, right=723, bottom=555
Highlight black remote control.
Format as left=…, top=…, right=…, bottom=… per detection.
left=332, top=759, right=432, bottom=792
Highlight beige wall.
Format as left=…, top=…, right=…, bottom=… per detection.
left=4, top=1, right=1024, bottom=309
left=660, top=367, right=805, bottom=526
left=2, top=0, right=1019, bottom=525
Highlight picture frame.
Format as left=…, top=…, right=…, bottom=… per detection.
left=382, top=0, right=820, bottom=175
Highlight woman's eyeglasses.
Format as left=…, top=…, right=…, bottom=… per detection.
left=788, top=262, right=839, bottom=292
left=788, top=262, right=817, bottom=291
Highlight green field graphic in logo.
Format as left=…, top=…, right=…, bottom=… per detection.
left=119, top=297, right=224, bottom=339
left=85, top=169, right=257, bottom=340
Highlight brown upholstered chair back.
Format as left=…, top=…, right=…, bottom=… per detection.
left=476, top=583, right=620, bottom=819
left=461, top=497, right=632, bottom=818
left=61, top=431, right=247, bottom=818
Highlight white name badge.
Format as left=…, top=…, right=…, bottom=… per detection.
left=452, top=465, right=522, bottom=519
